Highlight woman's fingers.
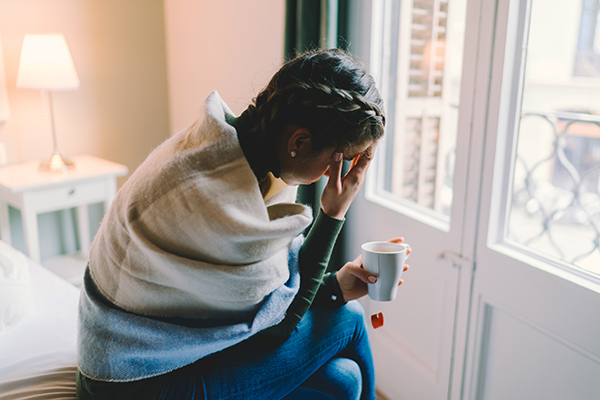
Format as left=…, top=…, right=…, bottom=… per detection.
left=320, top=152, right=346, bottom=218
left=325, top=152, right=343, bottom=190
left=321, top=143, right=378, bottom=219
left=321, top=147, right=372, bottom=219
left=395, top=265, right=410, bottom=286
left=346, top=263, right=377, bottom=284
left=387, top=237, right=404, bottom=243
left=343, top=144, right=376, bottom=183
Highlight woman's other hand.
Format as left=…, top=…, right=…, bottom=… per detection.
left=337, top=237, right=410, bottom=302
left=320, top=143, right=377, bottom=220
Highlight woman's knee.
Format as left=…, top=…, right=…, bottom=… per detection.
left=285, top=357, right=362, bottom=400
left=343, top=300, right=366, bottom=318
left=334, top=301, right=367, bottom=332
left=324, top=357, right=362, bottom=400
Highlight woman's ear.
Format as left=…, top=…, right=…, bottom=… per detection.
left=287, top=128, right=312, bottom=156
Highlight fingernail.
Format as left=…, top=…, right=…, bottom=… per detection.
left=334, top=152, right=342, bottom=162
left=368, top=276, right=377, bottom=283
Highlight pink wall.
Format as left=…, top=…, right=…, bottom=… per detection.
left=164, top=0, right=286, bottom=134
left=0, top=0, right=286, bottom=170
left=0, top=0, right=286, bottom=257
left=0, top=0, right=170, bottom=180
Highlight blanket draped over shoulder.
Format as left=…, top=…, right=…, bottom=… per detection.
left=78, top=92, right=312, bottom=382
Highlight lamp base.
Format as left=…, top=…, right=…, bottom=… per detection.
left=39, top=152, right=75, bottom=173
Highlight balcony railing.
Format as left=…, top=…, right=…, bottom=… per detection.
left=508, top=110, right=600, bottom=274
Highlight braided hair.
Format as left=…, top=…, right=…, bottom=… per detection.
left=247, top=48, right=385, bottom=153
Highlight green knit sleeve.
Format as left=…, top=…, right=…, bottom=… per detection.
left=311, top=271, right=347, bottom=308
left=258, top=208, right=344, bottom=339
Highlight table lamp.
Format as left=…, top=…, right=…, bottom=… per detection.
left=16, top=34, right=80, bottom=172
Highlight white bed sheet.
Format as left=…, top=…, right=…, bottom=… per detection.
left=0, top=254, right=79, bottom=399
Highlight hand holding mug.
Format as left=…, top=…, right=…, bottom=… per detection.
left=336, top=237, right=410, bottom=302
left=361, top=238, right=411, bottom=301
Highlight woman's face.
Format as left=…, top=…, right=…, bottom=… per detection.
left=279, top=140, right=374, bottom=186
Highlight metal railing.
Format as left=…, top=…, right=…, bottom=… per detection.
left=509, top=110, right=600, bottom=272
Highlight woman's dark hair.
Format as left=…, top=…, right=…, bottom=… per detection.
left=249, top=48, right=385, bottom=152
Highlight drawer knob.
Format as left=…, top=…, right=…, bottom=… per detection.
left=68, top=188, right=76, bottom=196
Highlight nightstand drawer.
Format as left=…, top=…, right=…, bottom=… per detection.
left=28, top=180, right=108, bottom=212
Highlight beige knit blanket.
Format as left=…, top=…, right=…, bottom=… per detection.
left=89, top=92, right=312, bottom=319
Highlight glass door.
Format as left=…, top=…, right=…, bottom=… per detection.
left=346, top=0, right=475, bottom=399
left=349, top=0, right=600, bottom=399
left=462, top=0, right=600, bottom=398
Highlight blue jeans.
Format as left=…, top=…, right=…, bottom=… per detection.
left=155, top=301, right=375, bottom=400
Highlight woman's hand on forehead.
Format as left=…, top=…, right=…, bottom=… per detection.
left=349, top=144, right=375, bottom=167
left=320, top=142, right=378, bottom=220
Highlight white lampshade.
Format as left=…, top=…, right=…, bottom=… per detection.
left=16, top=34, right=79, bottom=90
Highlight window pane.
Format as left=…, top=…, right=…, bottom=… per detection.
left=384, top=0, right=467, bottom=218
left=507, top=0, right=600, bottom=275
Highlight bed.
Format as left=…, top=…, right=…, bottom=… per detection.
left=0, top=240, right=79, bottom=399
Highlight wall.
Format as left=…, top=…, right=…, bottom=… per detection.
left=0, top=0, right=170, bottom=258
left=0, top=0, right=286, bottom=259
left=163, top=0, right=285, bottom=133
left=0, top=0, right=170, bottom=176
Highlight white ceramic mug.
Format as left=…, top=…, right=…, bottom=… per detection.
left=361, top=241, right=410, bottom=301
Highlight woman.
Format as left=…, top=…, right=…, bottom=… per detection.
left=77, top=48, right=404, bottom=400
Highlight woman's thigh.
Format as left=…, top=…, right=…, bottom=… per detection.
left=157, top=301, right=375, bottom=400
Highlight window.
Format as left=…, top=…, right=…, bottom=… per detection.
left=369, top=0, right=468, bottom=227
left=574, top=0, right=600, bottom=77
left=507, top=0, right=600, bottom=275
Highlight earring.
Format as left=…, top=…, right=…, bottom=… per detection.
left=290, top=151, right=297, bottom=158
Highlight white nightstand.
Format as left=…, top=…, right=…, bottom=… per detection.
left=0, top=154, right=128, bottom=270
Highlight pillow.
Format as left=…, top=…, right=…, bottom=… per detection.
left=0, top=241, right=34, bottom=334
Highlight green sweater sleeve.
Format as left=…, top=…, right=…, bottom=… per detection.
left=312, top=271, right=347, bottom=308
left=258, top=208, right=344, bottom=338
